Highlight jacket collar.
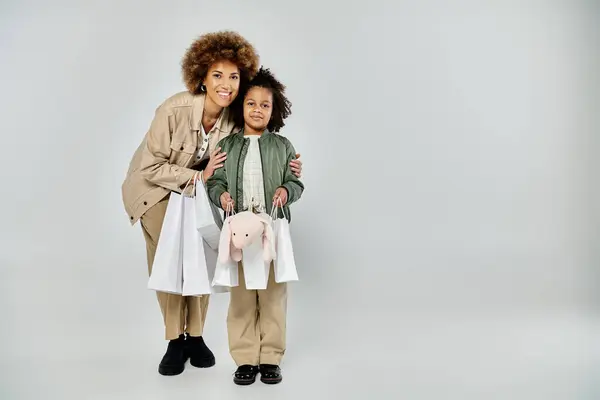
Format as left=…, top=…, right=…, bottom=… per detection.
left=190, top=93, right=233, bottom=133
left=238, top=127, right=272, bottom=138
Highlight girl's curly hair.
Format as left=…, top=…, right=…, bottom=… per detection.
left=233, top=66, right=292, bottom=133
left=181, top=31, right=260, bottom=94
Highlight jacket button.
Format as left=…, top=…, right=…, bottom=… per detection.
left=143, top=201, right=147, bottom=205
left=130, top=216, right=133, bottom=220
left=180, top=146, right=184, bottom=151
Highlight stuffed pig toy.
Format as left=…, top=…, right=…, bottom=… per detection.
left=218, top=211, right=276, bottom=264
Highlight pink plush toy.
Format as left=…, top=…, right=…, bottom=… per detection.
left=218, top=211, right=276, bottom=264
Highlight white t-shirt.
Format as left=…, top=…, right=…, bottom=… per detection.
left=242, top=135, right=266, bottom=213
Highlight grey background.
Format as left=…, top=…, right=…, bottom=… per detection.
left=0, top=0, right=598, bottom=399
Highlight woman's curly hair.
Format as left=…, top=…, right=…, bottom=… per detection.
left=232, top=66, right=292, bottom=133
left=181, top=31, right=260, bottom=94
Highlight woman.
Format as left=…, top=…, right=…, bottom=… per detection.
left=121, top=31, right=303, bottom=377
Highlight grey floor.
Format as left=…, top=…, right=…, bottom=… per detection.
left=1, top=258, right=599, bottom=400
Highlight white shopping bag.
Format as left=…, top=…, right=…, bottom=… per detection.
left=148, top=192, right=184, bottom=294
left=271, top=201, right=299, bottom=283
left=195, top=180, right=223, bottom=250
left=242, top=237, right=271, bottom=290
left=182, top=196, right=212, bottom=296
left=212, top=257, right=239, bottom=288
left=211, top=206, right=239, bottom=288
left=182, top=177, right=230, bottom=295
left=203, top=240, right=231, bottom=293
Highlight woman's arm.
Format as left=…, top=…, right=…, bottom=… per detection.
left=138, top=104, right=198, bottom=192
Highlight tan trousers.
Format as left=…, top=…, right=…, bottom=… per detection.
left=140, top=196, right=210, bottom=340
left=227, top=262, right=288, bottom=366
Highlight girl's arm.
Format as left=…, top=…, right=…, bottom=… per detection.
left=279, top=138, right=305, bottom=206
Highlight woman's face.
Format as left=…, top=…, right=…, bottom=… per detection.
left=203, top=60, right=241, bottom=108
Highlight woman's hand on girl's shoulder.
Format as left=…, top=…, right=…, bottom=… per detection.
left=290, top=153, right=302, bottom=178
left=203, top=147, right=227, bottom=182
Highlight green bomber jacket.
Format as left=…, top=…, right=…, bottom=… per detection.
left=205, top=129, right=304, bottom=222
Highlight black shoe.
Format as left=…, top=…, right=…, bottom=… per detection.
left=158, top=334, right=188, bottom=376
left=233, top=365, right=259, bottom=385
left=185, top=334, right=215, bottom=368
left=259, top=364, right=282, bottom=384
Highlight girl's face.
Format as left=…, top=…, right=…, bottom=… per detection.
left=203, top=60, right=241, bottom=108
left=243, top=86, right=273, bottom=134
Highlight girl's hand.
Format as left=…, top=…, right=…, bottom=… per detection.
left=290, top=153, right=302, bottom=178
left=203, top=147, right=227, bottom=182
left=273, top=187, right=288, bottom=206
left=220, top=192, right=234, bottom=210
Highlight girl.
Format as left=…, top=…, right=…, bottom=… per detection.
left=206, top=67, right=304, bottom=385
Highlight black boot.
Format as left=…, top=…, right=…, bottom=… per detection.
left=158, top=334, right=188, bottom=376
left=185, top=334, right=215, bottom=368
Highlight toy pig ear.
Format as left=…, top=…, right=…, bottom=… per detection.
left=218, top=221, right=232, bottom=264
left=261, top=220, right=276, bottom=261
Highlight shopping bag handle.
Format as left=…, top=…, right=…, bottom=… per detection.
left=225, top=200, right=236, bottom=219
left=270, top=197, right=288, bottom=220
left=181, top=172, right=200, bottom=198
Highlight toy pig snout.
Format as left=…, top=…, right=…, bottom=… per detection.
left=231, top=230, right=252, bottom=248
left=227, top=211, right=267, bottom=250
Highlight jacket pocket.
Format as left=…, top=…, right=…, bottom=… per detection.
left=170, top=140, right=196, bottom=155
left=169, top=140, right=196, bottom=167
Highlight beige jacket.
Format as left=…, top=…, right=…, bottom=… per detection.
left=122, top=91, right=237, bottom=225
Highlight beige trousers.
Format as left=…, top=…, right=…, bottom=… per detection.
left=140, top=196, right=210, bottom=340
left=227, top=262, right=288, bottom=366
